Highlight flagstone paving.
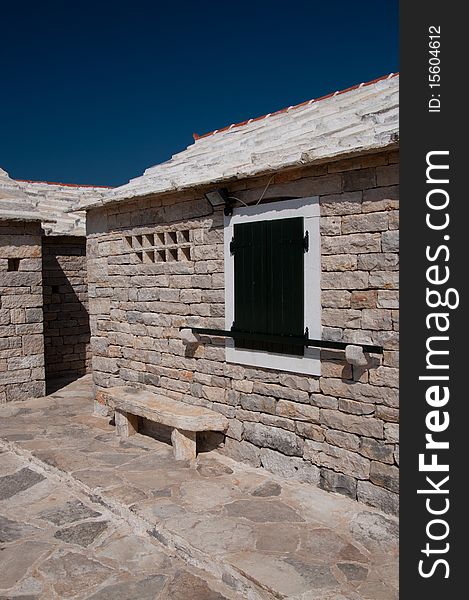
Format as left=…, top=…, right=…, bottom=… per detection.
left=0, top=450, right=236, bottom=600
left=0, top=376, right=399, bottom=599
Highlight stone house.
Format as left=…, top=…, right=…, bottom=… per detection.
left=83, top=73, right=399, bottom=514
left=56, top=73, right=399, bottom=514
left=0, top=169, right=109, bottom=399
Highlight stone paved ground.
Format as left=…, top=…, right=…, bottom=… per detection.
left=0, top=376, right=398, bottom=599
left=0, top=450, right=236, bottom=599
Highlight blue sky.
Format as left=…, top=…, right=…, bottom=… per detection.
left=0, top=1, right=398, bottom=186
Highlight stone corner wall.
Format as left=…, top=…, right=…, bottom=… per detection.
left=87, top=148, right=399, bottom=515
left=0, top=220, right=45, bottom=402
left=42, top=236, right=90, bottom=387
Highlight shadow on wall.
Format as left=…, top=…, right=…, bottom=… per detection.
left=42, top=237, right=90, bottom=394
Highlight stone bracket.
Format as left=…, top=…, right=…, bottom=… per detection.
left=179, top=328, right=200, bottom=346
left=345, top=344, right=368, bottom=367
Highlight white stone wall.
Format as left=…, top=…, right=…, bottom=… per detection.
left=87, top=149, right=399, bottom=514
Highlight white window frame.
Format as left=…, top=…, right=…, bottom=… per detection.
left=224, top=196, right=321, bottom=376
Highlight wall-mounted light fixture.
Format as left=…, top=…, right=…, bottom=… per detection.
left=204, top=188, right=235, bottom=216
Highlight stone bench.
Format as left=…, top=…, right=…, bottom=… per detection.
left=98, top=386, right=229, bottom=461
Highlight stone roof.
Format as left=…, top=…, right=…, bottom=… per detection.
left=0, top=168, right=111, bottom=234
left=16, top=180, right=110, bottom=236
left=0, top=168, right=44, bottom=223
left=82, top=73, right=399, bottom=210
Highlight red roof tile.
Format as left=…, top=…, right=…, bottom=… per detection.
left=16, top=179, right=113, bottom=189
left=193, top=72, right=399, bottom=141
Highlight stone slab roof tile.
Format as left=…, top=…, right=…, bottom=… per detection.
left=83, top=73, right=398, bottom=209
left=0, top=168, right=44, bottom=223
left=15, top=180, right=111, bottom=236
left=0, top=168, right=112, bottom=234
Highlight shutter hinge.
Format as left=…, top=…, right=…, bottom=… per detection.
left=230, top=237, right=235, bottom=255
left=303, top=231, right=309, bottom=252
left=304, top=327, right=309, bottom=339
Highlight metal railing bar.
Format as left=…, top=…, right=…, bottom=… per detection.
left=181, top=327, right=383, bottom=354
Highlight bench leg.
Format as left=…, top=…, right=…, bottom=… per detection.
left=115, top=409, right=139, bottom=437
left=171, top=428, right=196, bottom=461
left=93, top=399, right=110, bottom=417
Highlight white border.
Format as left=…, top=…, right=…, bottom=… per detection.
left=224, top=196, right=321, bottom=376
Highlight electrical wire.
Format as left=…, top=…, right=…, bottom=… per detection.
left=227, top=174, right=274, bottom=210
left=228, top=195, right=248, bottom=207
left=255, top=174, right=275, bottom=205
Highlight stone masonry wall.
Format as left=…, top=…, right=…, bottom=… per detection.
left=87, top=149, right=399, bottom=514
left=42, top=236, right=90, bottom=388
left=0, top=221, right=46, bottom=402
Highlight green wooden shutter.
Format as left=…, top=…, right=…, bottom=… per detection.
left=232, top=216, right=305, bottom=356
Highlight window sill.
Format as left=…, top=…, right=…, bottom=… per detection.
left=225, top=342, right=321, bottom=376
